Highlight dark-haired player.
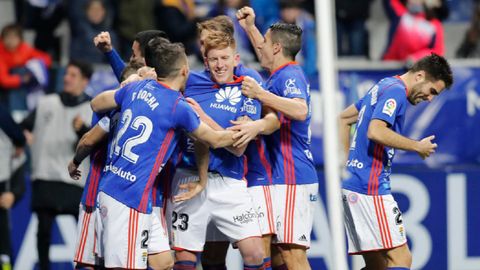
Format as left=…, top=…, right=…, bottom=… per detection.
left=339, top=53, right=453, bottom=270
left=234, top=7, right=319, bottom=270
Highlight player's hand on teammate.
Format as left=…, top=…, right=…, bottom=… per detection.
left=173, top=181, right=206, bottom=202
left=120, top=74, right=142, bottom=87
left=94, top=31, right=113, bottom=53
left=228, top=120, right=261, bottom=148
left=236, top=6, right=256, bottom=29
left=186, top=98, right=209, bottom=121
left=416, top=135, right=437, bottom=159
left=137, top=66, right=157, bottom=80
left=68, top=160, right=82, bottom=180
left=241, top=76, right=263, bottom=99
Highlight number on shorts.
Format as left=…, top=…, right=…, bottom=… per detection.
left=172, top=211, right=189, bottom=231
left=141, top=230, right=149, bottom=248
left=393, top=207, right=403, bottom=225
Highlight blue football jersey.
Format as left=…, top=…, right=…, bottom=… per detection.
left=342, top=76, right=408, bottom=195
left=265, top=62, right=317, bottom=185
left=179, top=71, right=262, bottom=180
left=245, top=137, right=272, bottom=187
left=234, top=64, right=273, bottom=187
left=80, top=112, right=109, bottom=208
left=99, top=80, right=200, bottom=213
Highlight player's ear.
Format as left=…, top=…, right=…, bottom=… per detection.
left=234, top=53, right=240, bottom=65
left=415, top=70, right=426, bottom=83
left=181, top=64, right=189, bottom=78
left=273, top=42, right=282, bottom=55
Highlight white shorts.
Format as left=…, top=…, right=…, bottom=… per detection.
left=342, top=189, right=407, bottom=254
left=205, top=185, right=275, bottom=242
left=96, top=192, right=167, bottom=269
left=272, top=183, right=318, bottom=247
left=247, top=185, right=275, bottom=236
left=74, top=204, right=98, bottom=266
left=149, top=206, right=171, bottom=254
left=166, top=168, right=262, bottom=251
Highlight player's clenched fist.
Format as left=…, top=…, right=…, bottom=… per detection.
left=241, top=76, right=263, bottom=99
left=236, top=6, right=256, bottom=29
left=415, top=135, right=438, bottom=159
left=93, top=31, right=112, bottom=53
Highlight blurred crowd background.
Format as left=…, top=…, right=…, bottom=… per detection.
left=0, top=0, right=479, bottom=104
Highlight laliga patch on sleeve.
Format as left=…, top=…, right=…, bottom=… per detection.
left=382, top=98, right=397, bottom=117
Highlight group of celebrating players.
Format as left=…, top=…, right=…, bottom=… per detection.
left=68, top=6, right=317, bottom=270
left=66, top=3, right=454, bottom=270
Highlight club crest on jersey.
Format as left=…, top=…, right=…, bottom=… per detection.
left=382, top=98, right=397, bottom=117
left=211, top=86, right=241, bottom=113
left=348, top=193, right=359, bottom=204
left=284, top=78, right=302, bottom=96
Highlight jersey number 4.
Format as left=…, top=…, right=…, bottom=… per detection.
left=110, top=109, right=153, bottom=163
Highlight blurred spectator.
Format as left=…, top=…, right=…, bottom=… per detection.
left=21, top=60, right=93, bottom=270
left=155, top=0, right=198, bottom=55
left=0, top=106, right=26, bottom=270
left=456, top=2, right=480, bottom=58
left=23, top=0, right=66, bottom=61
left=208, top=0, right=257, bottom=65
left=114, top=0, right=156, bottom=59
left=336, top=0, right=373, bottom=57
left=0, top=24, right=52, bottom=111
left=279, top=0, right=318, bottom=76
left=382, top=0, right=448, bottom=62
left=0, top=24, right=52, bottom=91
left=69, top=0, right=118, bottom=63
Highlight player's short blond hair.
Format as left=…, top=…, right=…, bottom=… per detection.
left=203, top=32, right=237, bottom=56
left=197, top=15, right=234, bottom=37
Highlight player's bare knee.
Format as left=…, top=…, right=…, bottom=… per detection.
left=242, top=248, right=265, bottom=265
left=386, top=245, right=412, bottom=267
left=175, top=250, right=198, bottom=263
left=149, top=260, right=174, bottom=270
left=148, top=253, right=175, bottom=270
left=392, top=251, right=412, bottom=267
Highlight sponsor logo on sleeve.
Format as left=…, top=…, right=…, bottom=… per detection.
left=241, top=98, right=257, bottom=115
left=382, top=98, right=397, bottom=117
left=283, top=78, right=302, bottom=96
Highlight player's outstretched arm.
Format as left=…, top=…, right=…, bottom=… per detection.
left=367, top=119, right=437, bottom=159
left=91, top=90, right=119, bottom=113
left=236, top=6, right=265, bottom=62
left=186, top=98, right=249, bottom=157
left=68, top=124, right=108, bottom=180
left=241, top=76, right=308, bottom=121
left=339, top=104, right=359, bottom=159
left=190, top=122, right=235, bottom=149
left=174, top=141, right=209, bottom=202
